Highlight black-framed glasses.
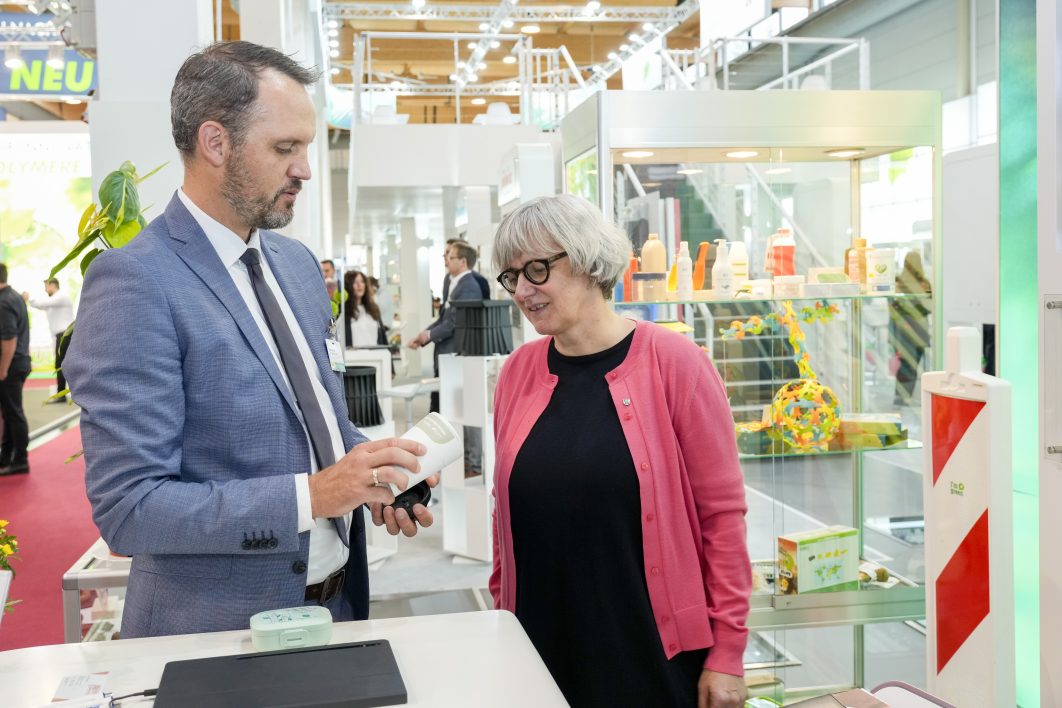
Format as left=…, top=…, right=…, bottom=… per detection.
left=496, top=252, right=568, bottom=294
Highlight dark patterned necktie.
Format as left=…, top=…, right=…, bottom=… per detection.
left=240, top=248, right=348, bottom=548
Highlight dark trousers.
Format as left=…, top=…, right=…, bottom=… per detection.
left=55, top=332, right=69, bottom=394
left=0, top=368, right=30, bottom=464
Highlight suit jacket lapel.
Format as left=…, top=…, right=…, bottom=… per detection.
left=164, top=196, right=299, bottom=420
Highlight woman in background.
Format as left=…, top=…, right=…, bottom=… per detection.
left=344, top=270, right=383, bottom=348
left=489, top=194, right=750, bottom=708
left=889, top=251, right=932, bottom=405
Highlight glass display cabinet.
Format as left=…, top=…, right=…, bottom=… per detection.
left=561, top=90, right=941, bottom=698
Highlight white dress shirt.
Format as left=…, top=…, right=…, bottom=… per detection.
left=348, top=305, right=380, bottom=348
left=178, top=189, right=349, bottom=584
left=29, top=292, right=74, bottom=336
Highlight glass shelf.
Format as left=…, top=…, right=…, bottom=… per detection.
left=738, top=440, right=922, bottom=461
left=615, top=292, right=931, bottom=308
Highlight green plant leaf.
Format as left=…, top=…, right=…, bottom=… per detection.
left=50, top=228, right=103, bottom=279
left=80, top=248, right=101, bottom=276
left=136, top=162, right=167, bottom=184
left=76, top=203, right=96, bottom=237
left=108, top=219, right=142, bottom=248
left=98, top=168, right=140, bottom=225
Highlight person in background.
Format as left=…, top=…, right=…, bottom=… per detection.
left=64, top=41, right=435, bottom=638
left=408, top=241, right=484, bottom=475
left=22, top=277, right=74, bottom=403
left=343, top=270, right=383, bottom=348
left=368, top=275, right=395, bottom=331
left=442, top=237, right=491, bottom=302
left=320, top=259, right=338, bottom=298
left=489, top=195, right=750, bottom=708
left=889, top=251, right=932, bottom=405
left=0, top=263, right=32, bottom=476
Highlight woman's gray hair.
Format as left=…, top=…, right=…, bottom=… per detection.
left=493, top=194, right=629, bottom=298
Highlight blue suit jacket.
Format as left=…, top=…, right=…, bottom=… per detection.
left=64, top=194, right=370, bottom=638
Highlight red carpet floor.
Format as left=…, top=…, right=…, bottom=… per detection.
left=0, top=426, right=97, bottom=651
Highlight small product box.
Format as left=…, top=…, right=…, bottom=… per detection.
left=777, top=525, right=859, bottom=595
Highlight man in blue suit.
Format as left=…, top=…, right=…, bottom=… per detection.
left=64, top=41, right=434, bottom=638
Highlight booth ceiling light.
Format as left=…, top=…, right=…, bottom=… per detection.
left=411, top=0, right=426, bottom=8
left=607, top=51, right=618, bottom=60
left=642, top=22, right=654, bottom=31
left=46, top=45, right=64, bottom=69
left=520, top=24, right=540, bottom=34
left=467, top=41, right=476, bottom=49
left=327, top=19, right=339, bottom=29
left=329, top=49, right=340, bottom=58
left=4, top=46, right=24, bottom=70
left=620, top=43, right=629, bottom=51
left=471, top=97, right=486, bottom=105
left=622, top=150, right=654, bottom=158
left=676, top=168, right=702, bottom=175
left=502, top=55, right=516, bottom=64
left=328, top=28, right=339, bottom=37
left=765, top=166, right=792, bottom=175
left=725, top=150, right=759, bottom=159
left=489, top=40, right=500, bottom=49
left=478, top=22, right=489, bottom=30
left=502, top=19, right=514, bottom=28
left=826, top=148, right=865, bottom=158
left=585, top=1, right=601, bottom=11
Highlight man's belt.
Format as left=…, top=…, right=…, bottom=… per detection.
left=304, top=567, right=345, bottom=604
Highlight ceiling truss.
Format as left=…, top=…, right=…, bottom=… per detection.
left=325, top=3, right=690, bottom=24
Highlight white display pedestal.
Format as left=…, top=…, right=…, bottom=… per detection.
left=345, top=347, right=394, bottom=424
left=921, top=327, right=1014, bottom=707
left=438, top=353, right=508, bottom=562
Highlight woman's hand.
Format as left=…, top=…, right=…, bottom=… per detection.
left=698, top=669, right=747, bottom=708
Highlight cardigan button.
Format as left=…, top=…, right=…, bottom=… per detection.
left=640, top=462, right=649, bottom=470
left=661, top=615, right=670, bottom=624
left=609, top=372, right=618, bottom=380
left=624, top=413, right=633, bottom=421
left=650, top=566, right=660, bottom=576
left=645, top=513, right=655, bottom=522
left=669, top=643, right=678, bottom=652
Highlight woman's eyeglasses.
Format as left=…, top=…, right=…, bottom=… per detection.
left=496, top=252, right=568, bottom=294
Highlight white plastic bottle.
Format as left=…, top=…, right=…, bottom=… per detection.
left=676, top=241, right=693, bottom=301
left=729, top=241, right=749, bottom=283
left=712, top=239, right=734, bottom=298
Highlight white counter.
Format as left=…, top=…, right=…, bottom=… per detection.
left=0, top=610, right=567, bottom=708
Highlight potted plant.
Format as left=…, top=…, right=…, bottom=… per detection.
left=0, top=518, right=20, bottom=623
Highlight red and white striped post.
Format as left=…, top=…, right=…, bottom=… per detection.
left=922, top=327, right=1014, bottom=707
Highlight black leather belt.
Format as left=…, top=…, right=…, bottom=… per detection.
left=305, top=568, right=345, bottom=604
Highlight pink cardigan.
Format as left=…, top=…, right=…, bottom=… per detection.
left=490, top=320, right=751, bottom=676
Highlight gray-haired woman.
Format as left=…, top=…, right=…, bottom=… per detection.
left=489, top=194, right=751, bottom=708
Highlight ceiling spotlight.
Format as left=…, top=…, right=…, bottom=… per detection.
left=826, top=148, right=865, bottom=158
left=467, top=42, right=477, bottom=50
left=471, top=97, right=486, bottom=105
left=327, top=20, right=339, bottom=29
left=725, top=150, right=759, bottom=159
left=676, top=168, right=703, bottom=175
left=620, top=44, right=629, bottom=52
left=46, top=45, right=65, bottom=69
left=449, top=73, right=459, bottom=81
left=478, top=22, right=489, bottom=31
left=584, top=0, right=600, bottom=10
left=502, top=55, right=517, bottom=64
left=607, top=51, right=618, bottom=61
left=468, top=74, right=479, bottom=82
left=490, top=40, right=500, bottom=49
left=4, top=46, right=24, bottom=70
left=329, top=49, right=340, bottom=58
left=642, top=22, right=654, bottom=32
left=520, top=24, right=540, bottom=34
left=329, top=67, right=341, bottom=75
left=628, top=33, right=643, bottom=43
left=457, top=61, right=466, bottom=68
left=503, top=19, right=514, bottom=28
left=411, top=0, right=426, bottom=7
left=621, top=150, right=654, bottom=158
left=328, top=28, right=339, bottom=38
left=590, top=64, right=601, bottom=73
left=478, top=62, right=487, bottom=70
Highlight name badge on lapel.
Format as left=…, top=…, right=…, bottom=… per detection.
left=326, top=319, right=346, bottom=372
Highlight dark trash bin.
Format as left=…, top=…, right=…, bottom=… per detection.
left=343, top=366, right=383, bottom=427
left=452, top=299, right=514, bottom=356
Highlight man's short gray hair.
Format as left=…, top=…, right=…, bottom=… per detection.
left=493, top=194, right=629, bottom=298
left=171, top=41, right=320, bottom=159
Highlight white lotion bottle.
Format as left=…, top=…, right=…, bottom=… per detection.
left=676, top=241, right=694, bottom=301
left=712, top=239, right=734, bottom=298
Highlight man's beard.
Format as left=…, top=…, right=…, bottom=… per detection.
left=221, top=150, right=301, bottom=231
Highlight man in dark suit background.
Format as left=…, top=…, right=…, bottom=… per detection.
left=409, top=240, right=484, bottom=473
